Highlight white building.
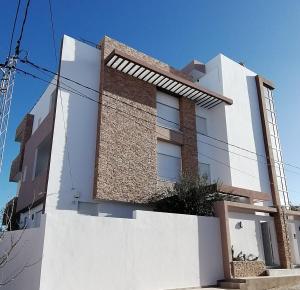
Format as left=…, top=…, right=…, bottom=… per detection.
left=1, top=35, right=298, bottom=290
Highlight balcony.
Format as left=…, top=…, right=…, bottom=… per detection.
left=15, top=114, right=34, bottom=143
left=9, top=153, right=22, bottom=182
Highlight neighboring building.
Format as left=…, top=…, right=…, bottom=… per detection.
left=1, top=35, right=299, bottom=290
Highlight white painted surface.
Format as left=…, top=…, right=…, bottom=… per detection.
left=46, top=35, right=101, bottom=210
left=229, top=212, right=279, bottom=265
left=77, top=200, right=150, bottom=218
left=197, top=56, right=232, bottom=185
left=0, top=216, right=45, bottom=290
left=288, top=220, right=300, bottom=265
left=30, top=80, right=56, bottom=134
left=39, top=210, right=223, bottom=290
left=197, top=55, right=271, bottom=200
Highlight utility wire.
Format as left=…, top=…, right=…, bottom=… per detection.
left=8, top=0, right=21, bottom=57
left=19, top=59, right=300, bottom=172
left=15, top=67, right=300, bottom=197
left=15, top=0, right=31, bottom=56
left=47, top=0, right=58, bottom=63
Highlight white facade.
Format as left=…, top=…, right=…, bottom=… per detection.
left=46, top=35, right=101, bottom=211
left=288, top=219, right=300, bottom=265
left=30, top=80, right=56, bottom=134
left=229, top=212, right=280, bottom=266
left=197, top=54, right=272, bottom=198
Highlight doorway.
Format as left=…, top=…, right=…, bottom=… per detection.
left=260, top=222, right=274, bottom=266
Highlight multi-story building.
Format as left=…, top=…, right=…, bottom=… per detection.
left=1, top=35, right=300, bottom=290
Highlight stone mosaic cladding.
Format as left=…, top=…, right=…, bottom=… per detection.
left=180, top=97, right=198, bottom=176
left=93, top=36, right=199, bottom=203
left=273, top=207, right=292, bottom=268
left=231, top=261, right=266, bottom=278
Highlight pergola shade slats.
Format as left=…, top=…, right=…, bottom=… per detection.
left=105, top=49, right=233, bottom=109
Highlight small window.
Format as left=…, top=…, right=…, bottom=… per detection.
left=199, top=163, right=211, bottom=183
left=157, top=91, right=180, bottom=131
left=196, top=116, right=207, bottom=135
left=157, top=141, right=181, bottom=182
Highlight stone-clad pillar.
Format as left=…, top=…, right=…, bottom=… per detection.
left=179, top=97, right=198, bottom=177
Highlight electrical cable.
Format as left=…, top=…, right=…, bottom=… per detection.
left=8, top=0, right=21, bottom=57
left=19, top=59, right=300, bottom=172
left=15, top=0, right=31, bottom=56
left=47, top=0, right=58, bottom=63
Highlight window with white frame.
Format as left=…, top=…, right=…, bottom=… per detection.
left=196, top=116, right=207, bottom=135
left=156, top=91, right=180, bottom=131
left=157, top=141, right=181, bottom=182
left=199, top=162, right=211, bottom=183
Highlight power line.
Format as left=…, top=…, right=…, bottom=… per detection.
left=15, top=68, right=300, bottom=198
left=15, top=0, right=31, bottom=56
left=47, top=0, right=58, bottom=63
left=8, top=0, right=21, bottom=57
left=19, top=58, right=300, bottom=172
left=198, top=139, right=300, bottom=177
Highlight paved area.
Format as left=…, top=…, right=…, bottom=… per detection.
left=270, top=286, right=300, bottom=290
left=200, top=286, right=300, bottom=290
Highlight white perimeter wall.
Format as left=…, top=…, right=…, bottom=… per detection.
left=46, top=35, right=100, bottom=211
left=197, top=54, right=271, bottom=198
left=39, top=210, right=223, bottom=290
left=0, top=216, right=46, bottom=290
left=229, top=212, right=279, bottom=265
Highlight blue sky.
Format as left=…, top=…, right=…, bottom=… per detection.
left=0, top=0, right=299, bottom=208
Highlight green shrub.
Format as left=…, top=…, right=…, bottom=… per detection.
left=151, top=175, right=230, bottom=216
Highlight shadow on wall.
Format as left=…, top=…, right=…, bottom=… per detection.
left=51, top=38, right=100, bottom=211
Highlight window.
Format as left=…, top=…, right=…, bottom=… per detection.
left=157, top=91, right=180, bottom=131
left=157, top=141, right=181, bottom=182
left=34, top=135, right=52, bottom=179
left=199, top=163, right=211, bottom=183
left=196, top=116, right=207, bottom=135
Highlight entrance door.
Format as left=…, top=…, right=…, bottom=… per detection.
left=260, top=222, right=274, bottom=266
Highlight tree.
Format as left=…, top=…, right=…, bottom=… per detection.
left=0, top=195, right=41, bottom=287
